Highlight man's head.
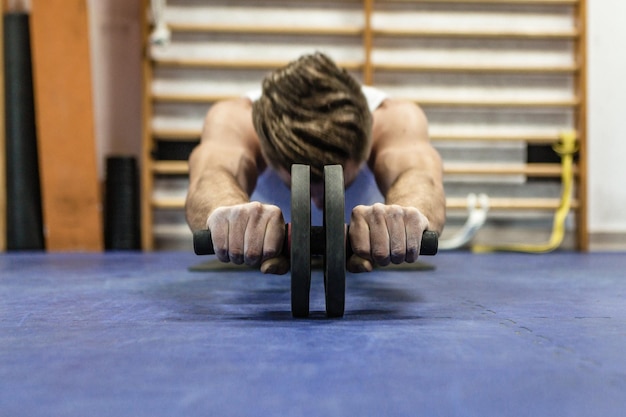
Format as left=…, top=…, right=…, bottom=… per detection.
left=251, top=52, right=373, bottom=186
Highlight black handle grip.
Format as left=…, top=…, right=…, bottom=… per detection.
left=193, top=227, right=438, bottom=256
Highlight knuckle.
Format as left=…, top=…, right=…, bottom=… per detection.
left=352, top=246, right=370, bottom=259
left=372, top=203, right=386, bottom=215
left=262, top=247, right=279, bottom=261
left=350, top=205, right=368, bottom=219
left=405, top=247, right=418, bottom=263
left=267, top=204, right=282, bottom=216
left=389, top=232, right=406, bottom=264
left=244, top=248, right=262, bottom=266
left=229, top=249, right=244, bottom=264
left=372, top=249, right=390, bottom=265
left=388, top=205, right=404, bottom=220
left=243, top=201, right=263, bottom=217
left=215, top=248, right=229, bottom=262
left=390, top=253, right=405, bottom=264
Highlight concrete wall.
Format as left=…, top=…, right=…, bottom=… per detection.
left=587, top=0, right=626, bottom=240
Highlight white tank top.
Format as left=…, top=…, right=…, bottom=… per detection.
left=247, top=85, right=387, bottom=225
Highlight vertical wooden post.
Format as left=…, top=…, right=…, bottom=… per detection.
left=0, top=0, right=6, bottom=251
left=29, top=0, right=103, bottom=251
left=140, top=0, right=155, bottom=250
left=575, top=0, right=588, bottom=250
left=362, top=0, right=374, bottom=85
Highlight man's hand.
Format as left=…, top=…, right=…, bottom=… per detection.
left=347, top=203, right=430, bottom=273
left=206, top=202, right=289, bottom=274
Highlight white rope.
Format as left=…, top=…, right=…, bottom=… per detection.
left=149, top=0, right=171, bottom=47
left=439, top=193, right=489, bottom=250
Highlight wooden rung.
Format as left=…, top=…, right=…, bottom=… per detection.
left=373, top=63, right=579, bottom=74
left=431, top=133, right=577, bottom=144
left=152, top=161, right=577, bottom=179
left=152, top=92, right=579, bottom=109
left=160, top=23, right=581, bottom=43
left=150, top=128, right=578, bottom=145
left=153, top=132, right=576, bottom=147
left=373, top=28, right=579, bottom=40
left=446, top=197, right=579, bottom=210
left=153, top=57, right=364, bottom=71
left=166, top=23, right=363, bottom=37
left=378, top=0, right=579, bottom=5
left=153, top=161, right=189, bottom=175
left=400, top=97, right=578, bottom=108
left=151, top=196, right=580, bottom=211
left=152, top=197, right=185, bottom=210
left=153, top=129, right=201, bottom=140
left=152, top=61, right=580, bottom=74
left=153, top=58, right=284, bottom=70
left=153, top=58, right=578, bottom=75
left=152, top=92, right=233, bottom=104
left=444, top=163, right=578, bottom=177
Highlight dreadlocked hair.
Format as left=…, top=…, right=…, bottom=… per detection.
left=252, top=52, right=373, bottom=182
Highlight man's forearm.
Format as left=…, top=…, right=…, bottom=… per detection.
left=185, top=98, right=263, bottom=231
left=368, top=100, right=446, bottom=234
left=185, top=168, right=250, bottom=231
left=384, top=167, right=446, bottom=235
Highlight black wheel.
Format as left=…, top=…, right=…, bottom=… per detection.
left=323, top=165, right=346, bottom=318
left=290, top=164, right=311, bottom=318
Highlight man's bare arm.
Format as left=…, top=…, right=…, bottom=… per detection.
left=369, top=99, right=446, bottom=234
left=348, top=99, right=445, bottom=272
left=185, top=98, right=287, bottom=273
left=185, top=98, right=263, bottom=231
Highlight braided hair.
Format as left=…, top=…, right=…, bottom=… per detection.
left=252, top=53, right=373, bottom=182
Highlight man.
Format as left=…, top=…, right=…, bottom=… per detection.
left=185, top=52, right=445, bottom=274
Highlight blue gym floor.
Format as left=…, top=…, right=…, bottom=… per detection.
left=1, top=251, right=625, bottom=417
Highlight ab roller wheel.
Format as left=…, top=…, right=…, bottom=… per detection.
left=290, top=164, right=312, bottom=318
left=192, top=164, right=439, bottom=318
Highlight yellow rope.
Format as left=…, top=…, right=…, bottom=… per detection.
left=472, top=131, right=578, bottom=254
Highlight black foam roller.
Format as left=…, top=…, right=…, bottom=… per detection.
left=104, top=156, right=141, bottom=250
left=4, top=13, right=44, bottom=250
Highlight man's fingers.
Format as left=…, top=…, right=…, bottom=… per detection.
left=206, top=202, right=285, bottom=267
left=207, top=208, right=230, bottom=262
left=350, top=204, right=429, bottom=268
left=261, top=214, right=285, bottom=262
left=348, top=206, right=372, bottom=261
left=368, top=204, right=391, bottom=266
left=386, top=205, right=407, bottom=264
left=227, top=219, right=246, bottom=265
left=404, top=208, right=429, bottom=263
